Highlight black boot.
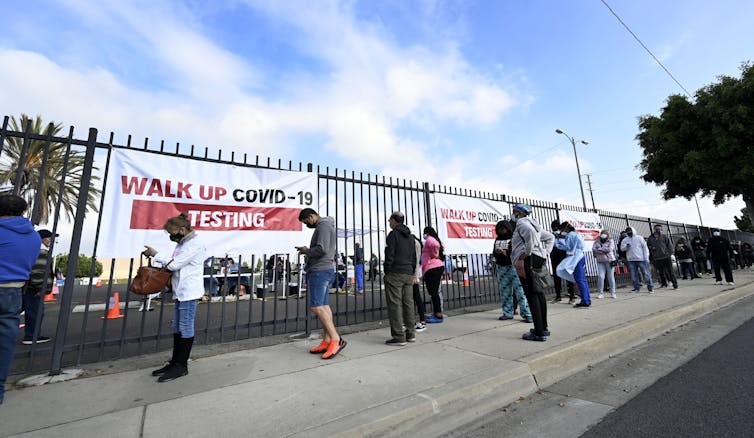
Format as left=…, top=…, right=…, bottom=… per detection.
left=152, top=333, right=180, bottom=376
left=158, top=336, right=193, bottom=382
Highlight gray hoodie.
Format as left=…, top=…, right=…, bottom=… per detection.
left=305, top=216, right=336, bottom=272
left=510, top=217, right=555, bottom=263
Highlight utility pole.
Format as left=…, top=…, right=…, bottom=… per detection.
left=585, top=173, right=596, bottom=212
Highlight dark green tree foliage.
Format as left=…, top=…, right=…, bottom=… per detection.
left=734, top=208, right=754, bottom=233
left=637, top=62, right=754, bottom=224
left=55, top=254, right=103, bottom=278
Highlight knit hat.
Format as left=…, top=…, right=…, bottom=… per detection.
left=512, top=204, right=532, bottom=216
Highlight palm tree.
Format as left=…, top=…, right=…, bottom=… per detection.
left=0, top=114, right=101, bottom=225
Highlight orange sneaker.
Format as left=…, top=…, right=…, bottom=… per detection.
left=309, top=339, right=330, bottom=354
left=321, top=338, right=347, bottom=360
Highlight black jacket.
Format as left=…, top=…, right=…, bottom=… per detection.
left=384, top=224, right=417, bottom=275
left=706, top=236, right=730, bottom=261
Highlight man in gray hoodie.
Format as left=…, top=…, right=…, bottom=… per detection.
left=646, top=225, right=678, bottom=289
left=510, top=204, right=555, bottom=342
left=620, top=226, right=654, bottom=293
left=297, top=208, right=346, bottom=360
left=383, top=211, right=417, bottom=346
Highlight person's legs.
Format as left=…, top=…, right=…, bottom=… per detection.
left=721, top=259, right=734, bottom=283
left=552, top=272, right=563, bottom=301
left=400, top=276, right=415, bottom=340
left=384, top=273, right=405, bottom=342
left=22, top=293, right=40, bottom=340
left=653, top=261, right=667, bottom=287
left=712, top=259, right=722, bottom=282
left=521, top=257, right=546, bottom=337
left=639, top=261, right=654, bottom=291
left=0, top=287, right=22, bottom=403
left=573, top=258, right=590, bottom=305
left=355, top=264, right=364, bottom=291
left=424, top=267, right=443, bottom=318
left=497, top=267, right=513, bottom=317
left=512, top=274, right=531, bottom=319
left=628, top=261, right=640, bottom=290
left=159, top=299, right=197, bottom=382
left=413, top=283, right=426, bottom=323
left=662, top=259, right=677, bottom=288
left=596, top=263, right=606, bottom=297
left=606, top=263, right=616, bottom=296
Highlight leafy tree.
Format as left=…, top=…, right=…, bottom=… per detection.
left=636, top=62, right=754, bottom=224
left=734, top=208, right=754, bottom=233
left=0, top=114, right=101, bottom=225
left=55, top=254, right=103, bottom=278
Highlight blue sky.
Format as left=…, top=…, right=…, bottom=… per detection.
left=2, top=0, right=753, bottom=229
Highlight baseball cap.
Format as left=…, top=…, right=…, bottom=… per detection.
left=38, top=229, right=59, bottom=239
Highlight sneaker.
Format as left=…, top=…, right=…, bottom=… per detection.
left=158, top=364, right=188, bottom=382
left=673, top=284, right=678, bottom=289
left=568, top=298, right=577, bottom=305
left=21, top=336, right=51, bottom=345
left=521, top=332, right=546, bottom=342
left=322, top=338, right=347, bottom=359
left=514, top=309, right=520, bottom=315
left=426, top=315, right=444, bottom=324
left=414, top=321, right=427, bottom=332
left=309, top=339, right=330, bottom=354
left=522, top=316, right=533, bottom=323
left=550, top=297, right=562, bottom=304
left=648, top=290, right=654, bottom=294
left=406, top=336, right=416, bottom=343
left=597, top=293, right=604, bottom=299
left=573, top=302, right=590, bottom=308
left=498, top=315, right=513, bottom=320
left=611, top=293, right=617, bottom=299
left=385, top=338, right=407, bottom=346
left=715, top=281, right=723, bottom=285
left=631, top=288, right=640, bottom=292
left=727, top=282, right=735, bottom=285
left=530, top=328, right=551, bottom=337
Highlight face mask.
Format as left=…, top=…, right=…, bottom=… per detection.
left=654, top=229, right=662, bottom=235
left=713, top=232, right=720, bottom=237
left=511, top=216, right=518, bottom=223
left=600, top=234, right=608, bottom=239
left=626, top=231, right=633, bottom=237
left=306, top=222, right=316, bottom=229
left=422, top=234, right=428, bottom=240
left=169, top=232, right=184, bottom=242
left=553, top=230, right=560, bottom=236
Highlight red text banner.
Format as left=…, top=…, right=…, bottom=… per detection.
left=445, top=222, right=496, bottom=239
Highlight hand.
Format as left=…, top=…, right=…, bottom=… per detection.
left=515, top=259, right=526, bottom=278
left=142, top=245, right=157, bottom=257
left=412, top=275, right=419, bottom=284
left=295, top=246, right=308, bottom=254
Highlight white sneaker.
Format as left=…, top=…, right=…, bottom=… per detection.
left=727, top=282, right=735, bottom=286
left=597, top=293, right=604, bottom=299
left=611, top=293, right=616, bottom=299
left=414, top=321, right=427, bottom=332
left=715, top=281, right=723, bottom=285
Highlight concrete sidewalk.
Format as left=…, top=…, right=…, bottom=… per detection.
left=2, top=272, right=753, bottom=438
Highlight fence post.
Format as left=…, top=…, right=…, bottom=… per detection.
left=422, top=182, right=432, bottom=225
left=49, top=128, right=98, bottom=375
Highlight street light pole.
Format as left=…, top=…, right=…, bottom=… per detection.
left=556, top=129, right=588, bottom=211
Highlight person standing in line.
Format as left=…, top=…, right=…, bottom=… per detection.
left=368, top=253, right=379, bottom=281
left=510, top=204, right=555, bottom=342
left=411, top=234, right=427, bottom=332
left=22, top=229, right=58, bottom=344
left=620, top=226, right=654, bottom=293
left=493, top=220, right=532, bottom=321
left=296, top=208, right=346, bottom=359
left=675, top=237, right=698, bottom=280
left=421, top=226, right=446, bottom=324
left=706, top=229, right=734, bottom=285
left=549, top=220, right=576, bottom=304
left=647, top=225, right=678, bottom=290
left=352, top=242, right=364, bottom=292
left=383, top=211, right=417, bottom=345
left=0, top=195, right=41, bottom=405
left=555, top=222, right=591, bottom=308
left=592, top=229, right=617, bottom=299
left=742, top=242, right=754, bottom=268
left=143, top=213, right=206, bottom=382
left=690, top=236, right=711, bottom=275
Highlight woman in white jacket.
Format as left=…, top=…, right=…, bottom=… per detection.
left=592, top=230, right=616, bottom=298
left=143, top=213, right=206, bottom=382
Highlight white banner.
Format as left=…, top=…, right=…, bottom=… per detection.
left=434, top=193, right=508, bottom=253
left=559, top=210, right=602, bottom=252
left=98, top=149, right=317, bottom=257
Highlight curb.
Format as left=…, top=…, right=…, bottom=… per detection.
left=309, top=285, right=754, bottom=438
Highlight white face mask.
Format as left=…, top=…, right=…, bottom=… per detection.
left=600, top=234, right=608, bottom=239
left=713, top=232, right=721, bottom=237
left=422, top=234, right=428, bottom=240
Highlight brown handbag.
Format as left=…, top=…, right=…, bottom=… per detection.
left=131, top=256, right=173, bottom=295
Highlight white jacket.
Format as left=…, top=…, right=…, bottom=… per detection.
left=619, top=228, right=649, bottom=262
left=154, top=231, right=207, bottom=301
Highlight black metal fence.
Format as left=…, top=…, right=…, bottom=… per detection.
left=3, top=115, right=753, bottom=376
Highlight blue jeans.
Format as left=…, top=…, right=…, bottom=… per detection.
left=173, top=299, right=198, bottom=338
left=496, top=265, right=530, bottom=318
left=628, top=260, right=654, bottom=291
left=308, top=269, right=335, bottom=307
left=0, top=287, right=23, bottom=402
left=22, top=293, right=44, bottom=340
left=355, top=264, right=364, bottom=291
left=573, top=258, right=591, bottom=305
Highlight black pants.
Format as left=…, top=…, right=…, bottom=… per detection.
left=519, top=257, right=547, bottom=336
left=413, top=283, right=426, bottom=322
left=653, top=258, right=677, bottom=287
left=553, top=274, right=575, bottom=300
left=423, top=267, right=444, bottom=317
left=711, top=258, right=734, bottom=283
left=695, top=256, right=710, bottom=274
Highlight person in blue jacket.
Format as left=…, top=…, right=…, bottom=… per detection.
left=555, top=221, right=591, bottom=308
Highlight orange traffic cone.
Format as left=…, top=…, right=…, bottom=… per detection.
left=44, top=291, right=56, bottom=302
left=95, top=278, right=103, bottom=287
left=463, top=270, right=470, bottom=287
left=101, top=292, right=124, bottom=319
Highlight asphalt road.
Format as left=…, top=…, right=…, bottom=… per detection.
left=441, top=291, right=754, bottom=438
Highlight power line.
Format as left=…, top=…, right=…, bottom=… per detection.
left=599, top=0, right=692, bottom=97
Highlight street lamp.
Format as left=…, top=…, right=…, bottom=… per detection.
left=555, top=128, right=589, bottom=210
